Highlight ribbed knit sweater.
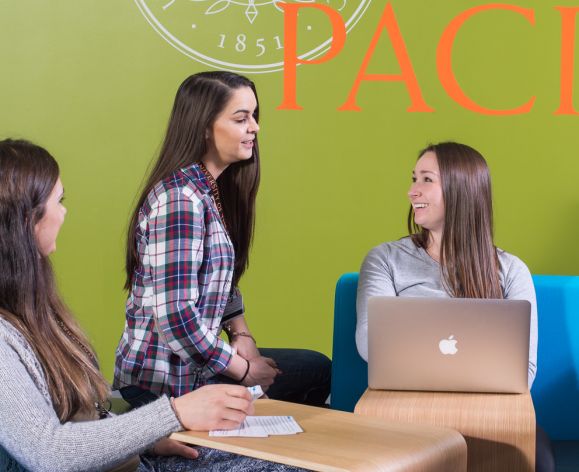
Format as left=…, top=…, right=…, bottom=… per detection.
left=0, top=318, right=181, bottom=472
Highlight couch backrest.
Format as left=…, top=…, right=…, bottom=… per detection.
left=330, top=272, right=579, bottom=440
left=532, top=275, right=579, bottom=440
left=330, top=273, right=368, bottom=413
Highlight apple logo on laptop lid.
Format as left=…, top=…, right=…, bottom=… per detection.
left=439, top=335, right=458, bottom=355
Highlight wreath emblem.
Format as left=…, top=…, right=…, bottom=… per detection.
left=136, top=0, right=371, bottom=73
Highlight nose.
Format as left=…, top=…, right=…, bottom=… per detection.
left=248, top=117, right=260, bottom=134
left=408, top=182, right=421, bottom=199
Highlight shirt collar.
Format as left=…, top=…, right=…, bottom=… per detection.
left=181, top=162, right=211, bottom=195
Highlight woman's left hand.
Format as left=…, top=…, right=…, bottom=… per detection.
left=231, top=335, right=260, bottom=360
left=150, top=437, right=199, bottom=459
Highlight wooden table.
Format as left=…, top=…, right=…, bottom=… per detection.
left=171, top=399, right=466, bottom=472
left=355, top=389, right=535, bottom=472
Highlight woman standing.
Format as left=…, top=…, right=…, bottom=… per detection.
left=115, top=72, right=330, bottom=407
left=355, top=141, right=553, bottom=471
left=0, top=138, right=305, bottom=471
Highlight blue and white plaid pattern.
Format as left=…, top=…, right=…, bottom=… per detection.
left=114, top=163, right=243, bottom=397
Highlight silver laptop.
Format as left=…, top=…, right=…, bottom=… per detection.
left=367, top=296, right=531, bottom=393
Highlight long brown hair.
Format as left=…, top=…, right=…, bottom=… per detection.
left=0, top=139, right=109, bottom=422
left=126, top=72, right=260, bottom=289
left=408, top=142, right=503, bottom=299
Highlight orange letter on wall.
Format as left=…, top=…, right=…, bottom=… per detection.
left=437, top=4, right=535, bottom=115
left=339, top=3, right=433, bottom=112
left=277, top=4, right=346, bottom=110
left=555, top=7, right=579, bottom=115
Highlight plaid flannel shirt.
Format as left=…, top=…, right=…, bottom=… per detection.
left=113, top=163, right=244, bottom=397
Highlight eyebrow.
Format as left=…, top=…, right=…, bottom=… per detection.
left=412, top=170, right=438, bottom=175
left=232, top=109, right=252, bottom=115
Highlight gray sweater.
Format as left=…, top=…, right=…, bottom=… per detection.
left=0, top=318, right=181, bottom=472
left=356, top=237, right=538, bottom=387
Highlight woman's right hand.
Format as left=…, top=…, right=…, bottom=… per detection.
left=173, top=384, right=254, bottom=431
left=242, top=356, right=280, bottom=388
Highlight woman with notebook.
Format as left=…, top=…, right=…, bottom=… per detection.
left=0, top=139, right=306, bottom=471
left=355, top=141, right=553, bottom=472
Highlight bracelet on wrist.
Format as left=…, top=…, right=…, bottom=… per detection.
left=239, top=358, right=251, bottom=383
left=169, top=396, right=185, bottom=429
left=230, top=331, right=257, bottom=344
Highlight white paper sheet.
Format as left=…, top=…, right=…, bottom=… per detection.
left=209, top=415, right=303, bottom=437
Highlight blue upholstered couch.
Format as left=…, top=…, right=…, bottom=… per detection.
left=330, top=272, right=579, bottom=441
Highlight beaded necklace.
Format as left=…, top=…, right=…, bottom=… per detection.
left=56, top=318, right=111, bottom=418
left=56, top=318, right=96, bottom=363
left=198, top=161, right=229, bottom=233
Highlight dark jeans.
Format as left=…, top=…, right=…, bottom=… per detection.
left=536, top=424, right=556, bottom=472
left=120, top=348, right=331, bottom=409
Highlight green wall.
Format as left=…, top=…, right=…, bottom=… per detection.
left=1, top=0, right=578, bottom=380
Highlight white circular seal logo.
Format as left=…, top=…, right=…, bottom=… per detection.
left=135, top=0, right=372, bottom=73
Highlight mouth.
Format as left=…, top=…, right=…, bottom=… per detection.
left=241, top=139, right=254, bottom=148
left=413, top=203, right=429, bottom=209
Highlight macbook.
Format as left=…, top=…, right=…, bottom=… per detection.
left=367, top=296, right=531, bottom=393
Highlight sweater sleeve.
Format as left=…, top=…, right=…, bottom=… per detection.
left=0, top=341, right=181, bottom=472
left=501, top=255, right=538, bottom=388
left=356, top=245, right=397, bottom=362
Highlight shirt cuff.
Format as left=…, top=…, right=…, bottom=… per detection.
left=204, top=337, right=234, bottom=375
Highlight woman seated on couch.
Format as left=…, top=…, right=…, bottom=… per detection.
left=355, top=141, right=554, bottom=472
